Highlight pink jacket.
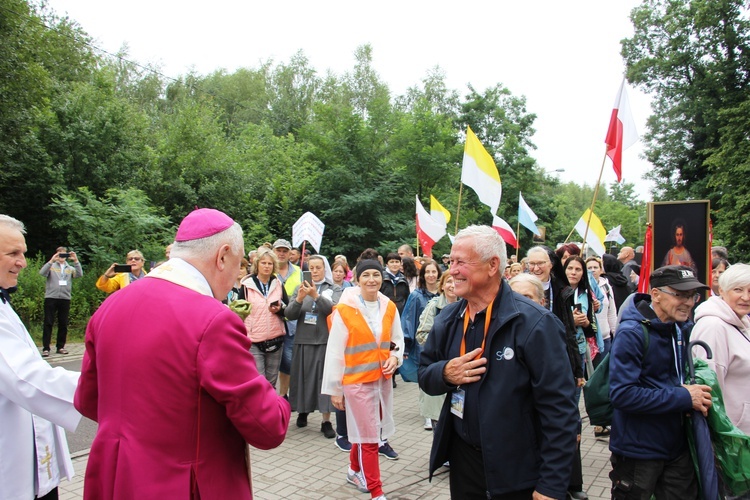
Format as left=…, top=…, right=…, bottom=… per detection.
left=241, top=275, right=286, bottom=343
left=692, top=295, right=750, bottom=434
left=75, top=277, right=291, bottom=499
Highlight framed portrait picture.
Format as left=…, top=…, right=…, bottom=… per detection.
left=532, top=226, right=546, bottom=243
left=648, top=200, right=711, bottom=286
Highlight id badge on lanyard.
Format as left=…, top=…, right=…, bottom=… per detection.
left=452, top=299, right=494, bottom=419
left=451, top=389, right=466, bottom=418
left=304, top=286, right=321, bottom=325
left=304, top=312, right=318, bottom=325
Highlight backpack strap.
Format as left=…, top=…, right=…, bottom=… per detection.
left=640, top=321, right=650, bottom=354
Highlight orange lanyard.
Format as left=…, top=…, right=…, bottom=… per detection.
left=460, top=298, right=494, bottom=359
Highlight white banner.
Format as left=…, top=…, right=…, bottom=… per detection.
left=292, top=212, right=325, bottom=252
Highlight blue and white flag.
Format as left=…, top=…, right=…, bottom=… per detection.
left=518, top=192, right=541, bottom=236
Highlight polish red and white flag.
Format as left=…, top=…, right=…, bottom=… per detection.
left=605, top=79, right=639, bottom=182
left=416, top=196, right=446, bottom=256
left=491, top=215, right=518, bottom=249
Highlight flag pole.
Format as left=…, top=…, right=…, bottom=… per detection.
left=415, top=212, right=420, bottom=257
left=580, top=146, right=609, bottom=254
left=454, top=183, right=464, bottom=235
left=564, top=226, right=577, bottom=244
left=414, top=215, right=419, bottom=257
left=515, top=220, right=520, bottom=261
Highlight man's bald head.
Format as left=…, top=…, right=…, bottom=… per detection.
left=398, top=244, right=414, bottom=258
left=618, top=246, right=634, bottom=263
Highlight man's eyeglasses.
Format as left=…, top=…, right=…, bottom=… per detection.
left=656, top=288, right=701, bottom=303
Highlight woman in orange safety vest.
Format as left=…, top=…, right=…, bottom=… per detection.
left=322, top=259, right=404, bottom=500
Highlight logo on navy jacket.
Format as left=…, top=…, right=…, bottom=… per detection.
left=495, top=346, right=515, bottom=361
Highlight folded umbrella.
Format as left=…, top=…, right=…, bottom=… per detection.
left=686, top=340, right=720, bottom=500
left=691, top=358, right=750, bottom=497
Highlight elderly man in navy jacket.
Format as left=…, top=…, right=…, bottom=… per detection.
left=609, top=265, right=711, bottom=499
left=419, top=225, right=578, bottom=500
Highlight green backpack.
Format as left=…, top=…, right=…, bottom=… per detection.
left=583, top=322, right=649, bottom=427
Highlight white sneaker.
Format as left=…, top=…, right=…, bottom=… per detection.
left=424, top=418, right=433, bottom=430
left=373, top=496, right=387, bottom=500
left=346, top=468, right=369, bottom=494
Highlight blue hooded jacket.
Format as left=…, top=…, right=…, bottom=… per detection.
left=609, top=293, right=694, bottom=460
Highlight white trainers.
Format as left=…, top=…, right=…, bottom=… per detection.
left=346, top=468, right=369, bottom=493
left=424, top=418, right=433, bottom=430
left=373, top=495, right=387, bottom=500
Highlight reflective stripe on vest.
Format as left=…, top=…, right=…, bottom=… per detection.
left=336, top=301, right=396, bottom=385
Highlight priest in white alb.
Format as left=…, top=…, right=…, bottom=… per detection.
left=0, top=214, right=82, bottom=500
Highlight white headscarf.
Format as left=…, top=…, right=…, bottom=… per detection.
left=310, top=254, right=333, bottom=285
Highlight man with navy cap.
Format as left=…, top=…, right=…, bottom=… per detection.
left=75, top=208, right=291, bottom=499
left=609, top=265, right=712, bottom=500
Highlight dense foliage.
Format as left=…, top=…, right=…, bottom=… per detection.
left=622, top=0, right=750, bottom=259
left=1, top=0, right=651, bottom=275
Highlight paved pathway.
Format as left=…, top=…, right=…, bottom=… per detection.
left=51, top=344, right=613, bottom=499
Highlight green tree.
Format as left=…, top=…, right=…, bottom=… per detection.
left=49, top=187, right=172, bottom=267
left=300, top=96, right=395, bottom=257
left=109, top=46, right=166, bottom=114
left=704, top=101, right=750, bottom=258
left=390, top=98, right=461, bottom=203
left=269, top=51, right=319, bottom=137
left=398, top=67, right=461, bottom=117
left=622, top=0, right=750, bottom=258
left=0, top=0, right=97, bottom=254
left=200, top=65, right=271, bottom=134
left=41, top=69, right=154, bottom=196
left=146, top=97, right=241, bottom=220
left=233, top=122, right=316, bottom=245
left=597, top=183, right=647, bottom=250
left=295, top=46, right=405, bottom=258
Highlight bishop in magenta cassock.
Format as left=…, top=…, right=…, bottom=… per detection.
left=75, top=208, right=291, bottom=499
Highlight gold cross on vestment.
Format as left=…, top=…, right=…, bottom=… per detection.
left=41, top=445, right=52, bottom=479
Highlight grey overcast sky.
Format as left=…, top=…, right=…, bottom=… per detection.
left=47, top=0, right=654, bottom=203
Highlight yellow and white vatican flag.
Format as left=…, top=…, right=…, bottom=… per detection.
left=430, top=195, right=451, bottom=228
left=462, top=126, right=501, bottom=215
left=574, top=209, right=607, bottom=256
